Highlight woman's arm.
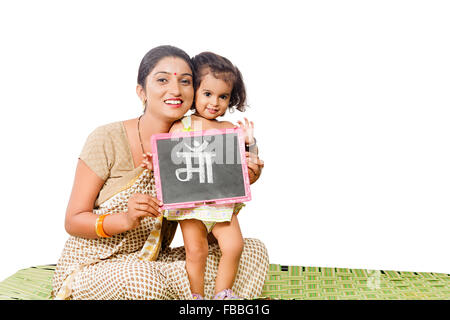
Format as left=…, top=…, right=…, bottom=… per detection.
left=65, top=159, right=162, bottom=239
left=64, top=159, right=130, bottom=238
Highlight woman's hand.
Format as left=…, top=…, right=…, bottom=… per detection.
left=237, top=117, right=255, bottom=145
left=140, top=152, right=153, bottom=170
left=125, top=193, right=162, bottom=230
left=246, top=151, right=264, bottom=184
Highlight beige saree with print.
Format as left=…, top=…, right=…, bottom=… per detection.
left=51, top=122, right=269, bottom=300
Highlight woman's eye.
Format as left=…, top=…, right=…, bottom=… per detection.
left=157, top=78, right=168, bottom=83
left=180, top=79, right=191, bottom=85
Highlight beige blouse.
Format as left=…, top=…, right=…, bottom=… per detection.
left=79, top=121, right=142, bottom=207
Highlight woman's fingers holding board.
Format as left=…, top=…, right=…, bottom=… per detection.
left=128, top=193, right=163, bottom=219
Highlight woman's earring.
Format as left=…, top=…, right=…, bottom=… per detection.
left=142, top=98, right=147, bottom=111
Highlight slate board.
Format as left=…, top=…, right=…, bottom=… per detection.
left=151, top=128, right=251, bottom=209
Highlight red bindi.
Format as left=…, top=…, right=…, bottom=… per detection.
left=174, top=72, right=177, bottom=75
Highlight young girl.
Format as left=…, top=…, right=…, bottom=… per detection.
left=164, top=52, right=258, bottom=300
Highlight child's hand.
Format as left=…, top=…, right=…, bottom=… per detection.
left=140, top=152, right=153, bottom=171
left=246, top=151, right=264, bottom=184
left=237, top=117, right=255, bottom=145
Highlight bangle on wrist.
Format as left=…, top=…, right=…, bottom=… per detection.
left=95, top=214, right=112, bottom=238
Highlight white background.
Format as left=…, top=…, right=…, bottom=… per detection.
left=0, top=0, right=449, bottom=281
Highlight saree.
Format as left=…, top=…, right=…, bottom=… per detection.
left=51, top=164, right=269, bottom=300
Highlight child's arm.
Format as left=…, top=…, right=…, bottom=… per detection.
left=237, top=118, right=258, bottom=155
left=230, top=118, right=263, bottom=183
left=169, top=120, right=184, bottom=133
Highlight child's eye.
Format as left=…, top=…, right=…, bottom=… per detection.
left=204, top=92, right=211, bottom=97
left=220, top=95, right=229, bottom=100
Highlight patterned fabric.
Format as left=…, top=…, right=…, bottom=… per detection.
left=51, top=122, right=269, bottom=300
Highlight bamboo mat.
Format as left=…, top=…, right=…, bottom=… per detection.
left=260, top=265, right=450, bottom=300
left=1, top=264, right=449, bottom=300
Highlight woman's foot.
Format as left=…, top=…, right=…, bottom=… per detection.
left=213, top=289, right=243, bottom=300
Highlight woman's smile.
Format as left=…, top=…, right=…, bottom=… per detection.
left=164, top=98, right=184, bottom=108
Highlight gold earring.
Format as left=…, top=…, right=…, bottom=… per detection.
left=142, top=99, right=147, bottom=110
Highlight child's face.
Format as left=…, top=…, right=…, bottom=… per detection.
left=194, top=73, right=233, bottom=120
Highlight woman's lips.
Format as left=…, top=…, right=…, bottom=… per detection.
left=164, top=99, right=183, bottom=108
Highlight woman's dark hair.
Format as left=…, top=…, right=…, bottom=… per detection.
left=137, top=45, right=194, bottom=88
left=191, top=52, right=247, bottom=112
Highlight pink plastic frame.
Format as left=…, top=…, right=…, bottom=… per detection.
left=151, top=128, right=251, bottom=210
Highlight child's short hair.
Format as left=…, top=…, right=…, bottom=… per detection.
left=191, top=52, right=247, bottom=112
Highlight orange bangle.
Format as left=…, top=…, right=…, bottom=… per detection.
left=95, top=214, right=111, bottom=238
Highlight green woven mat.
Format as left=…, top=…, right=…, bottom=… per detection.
left=1, top=264, right=449, bottom=300
left=261, top=265, right=450, bottom=300
left=0, top=265, right=55, bottom=300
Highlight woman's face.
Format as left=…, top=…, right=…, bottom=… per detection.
left=141, top=56, right=194, bottom=121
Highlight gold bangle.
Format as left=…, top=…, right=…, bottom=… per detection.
left=95, top=214, right=111, bottom=238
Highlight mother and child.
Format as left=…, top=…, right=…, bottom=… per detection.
left=52, top=45, right=268, bottom=300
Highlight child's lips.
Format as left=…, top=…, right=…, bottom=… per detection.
left=207, top=107, right=219, bottom=114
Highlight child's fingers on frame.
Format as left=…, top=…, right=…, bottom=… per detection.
left=142, top=152, right=153, bottom=159
left=238, top=119, right=250, bottom=127
left=140, top=161, right=151, bottom=169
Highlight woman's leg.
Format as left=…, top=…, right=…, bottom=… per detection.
left=179, top=219, right=209, bottom=297
left=211, top=214, right=244, bottom=293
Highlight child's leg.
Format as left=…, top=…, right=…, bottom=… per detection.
left=211, top=214, right=244, bottom=294
left=179, top=219, right=209, bottom=297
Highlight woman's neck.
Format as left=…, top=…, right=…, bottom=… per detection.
left=139, top=112, right=173, bottom=138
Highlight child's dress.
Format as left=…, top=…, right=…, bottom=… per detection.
left=163, top=115, right=244, bottom=233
